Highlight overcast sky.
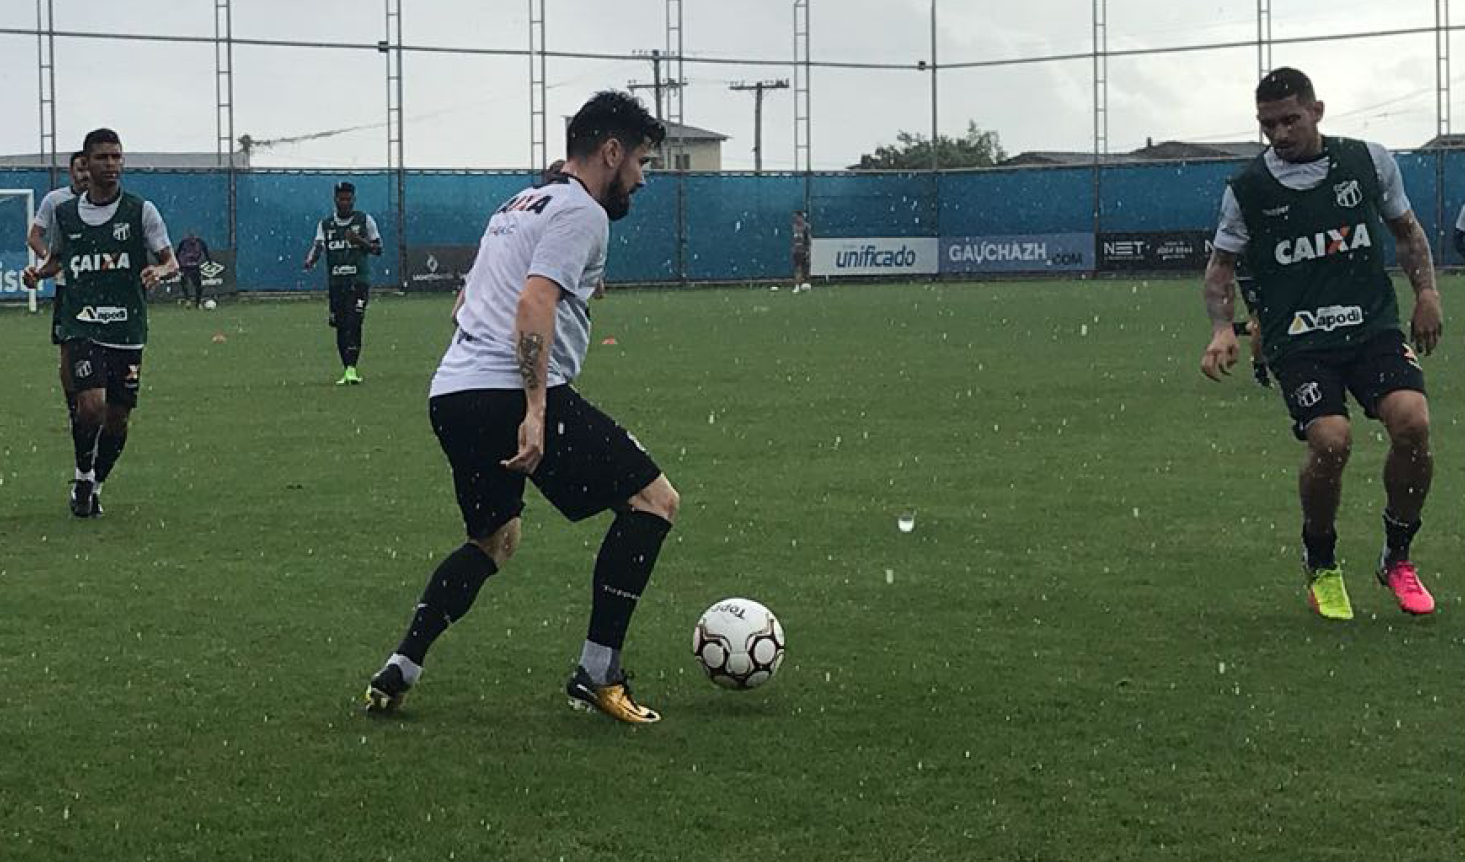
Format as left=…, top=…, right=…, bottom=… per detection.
left=0, top=0, right=1453, bottom=171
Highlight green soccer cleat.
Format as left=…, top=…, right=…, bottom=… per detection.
left=344, top=366, right=363, bottom=385
left=1306, top=566, right=1354, bottom=621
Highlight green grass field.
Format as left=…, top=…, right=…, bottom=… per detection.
left=1, top=279, right=1461, bottom=862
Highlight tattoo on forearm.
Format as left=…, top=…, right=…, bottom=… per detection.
left=1203, top=278, right=1235, bottom=328
left=1400, top=225, right=1436, bottom=294
left=517, top=332, right=544, bottom=390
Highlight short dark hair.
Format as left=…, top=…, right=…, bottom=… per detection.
left=566, top=91, right=665, bottom=160
left=334, top=181, right=355, bottom=194
left=69, top=150, right=86, bottom=168
left=82, top=128, right=121, bottom=156
left=1256, top=67, right=1315, bottom=104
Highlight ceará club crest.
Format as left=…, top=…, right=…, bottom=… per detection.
left=1333, top=180, right=1362, bottom=209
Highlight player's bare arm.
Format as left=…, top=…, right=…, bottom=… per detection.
left=1387, top=210, right=1442, bottom=355
left=22, top=256, right=63, bottom=288
left=141, top=247, right=179, bottom=289
left=1200, top=248, right=1241, bottom=381
left=26, top=223, right=49, bottom=261
left=501, top=275, right=559, bottom=474
left=303, top=240, right=323, bottom=270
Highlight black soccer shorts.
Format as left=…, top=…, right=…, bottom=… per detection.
left=429, top=385, right=663, bottom=539
left=1272, top=329, right=1425, bottom=441
left=327, top=282, right=370, bottom=328
left=63, top=339, right=144, bottom=409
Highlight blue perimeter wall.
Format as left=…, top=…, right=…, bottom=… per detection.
left=3, top=150, right=1462, bottom=291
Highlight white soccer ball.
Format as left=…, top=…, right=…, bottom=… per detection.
left=203, top=299, right=218, bottom=310
left=692, top=597, right=785, bottom=690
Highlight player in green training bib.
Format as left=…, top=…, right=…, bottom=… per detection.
left=27, top=149, right=89, bottom=422
left=23, top=128, right=178, bottom=518
left=303, top=181, right=381, bottom=385
left=1198, top=69, right=1442, bottom=620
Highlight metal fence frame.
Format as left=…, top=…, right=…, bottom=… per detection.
left=5, top=1, right=1461, bottom=281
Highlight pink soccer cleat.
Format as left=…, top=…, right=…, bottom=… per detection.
left=1378, top=559, right=1436, bottom=616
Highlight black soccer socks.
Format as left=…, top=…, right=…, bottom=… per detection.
left=396, top=542, right=498, bottom=664
left=71, top=415, right=99, bottom=475
left=1302, top=527, right=1338, bottom=571
left=337, top=320, right=362, bottom=368
left=94, top=428, right=128, bottom=484
left=1382, top=510, right=1422, bottom=568
left=586, top=510, right=672, bottom=650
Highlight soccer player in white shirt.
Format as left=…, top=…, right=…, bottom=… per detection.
left=26, top=149, right=89, bottom=416
left=365, top=91, right=676, bottom=724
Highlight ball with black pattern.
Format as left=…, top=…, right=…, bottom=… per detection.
left=692, top=597, right=785, bottom=690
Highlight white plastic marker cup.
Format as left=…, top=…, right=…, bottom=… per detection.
left=897, top=511, right=916, bottom=533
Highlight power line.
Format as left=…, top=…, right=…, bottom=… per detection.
left=942, top=24, right=1465, bottom=70
left=1180, top=75, right=1465, bottom=143
left=6, top=22, right=1465, bottom=73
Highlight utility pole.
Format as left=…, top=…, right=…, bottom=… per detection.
left=629, top=48, right=683, bottom=121
left=729, top=79, right=788, bottom=173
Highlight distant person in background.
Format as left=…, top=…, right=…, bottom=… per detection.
left=303, top=181, right=381, bottom=385
left=175, top=231, right=213, bottom=308
left=538, top=159, right=567, bottom=186
left=1455, top=201, right=1465, bottom=260
left=791, top=209, right=811, bottom=289
left=26, top=149, right=89, bottom=417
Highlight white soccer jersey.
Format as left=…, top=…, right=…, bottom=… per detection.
left=33, top=186, right=76, bottom=234
left=34, top=186, right=78, bottom=286
left=430, top=177, right=608, bottom=396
